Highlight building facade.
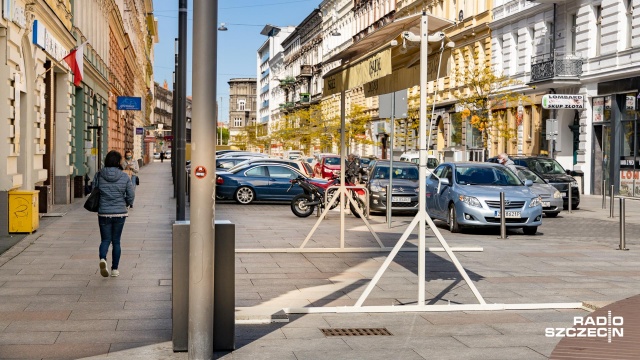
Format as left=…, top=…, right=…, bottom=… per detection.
left=228, top=78, right=258, bottom=149
left=153, top=81, right=172, bottom=153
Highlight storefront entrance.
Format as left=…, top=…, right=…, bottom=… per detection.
left=592, top=124, right=611, bottom=195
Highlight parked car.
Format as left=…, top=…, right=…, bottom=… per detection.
left=216, top=157, right=253, bottom=170
left=153, top=152, right=161, bottom=159
left=215, top=163, right=309, bottom=204
left=365, top=160, right=419, bottom=214
left=218, top=152, right=268, bottom=159
left=487, top=156, right=579, bottom=210
left=399, top=151, right=439, bottom=171
left=284, top=150, right=305, bottom=160
left=228, top=158, right=314, bottom=177
left=514, top=166, right=563, bottom=217
left=425, top=162, right=543, bottom=234
left=165, top=150, right=172, bottom=159
left=314, top=155, right=342, bottom=179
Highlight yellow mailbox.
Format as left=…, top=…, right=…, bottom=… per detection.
left=8, top=190, right=39, bottom=233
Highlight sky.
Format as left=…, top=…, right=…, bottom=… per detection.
left=152, top=0, right=319, bottom=123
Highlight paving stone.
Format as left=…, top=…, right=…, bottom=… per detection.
left=0, top=311, right=70, bottom=321
left=67, top=308, right=171, bottom=320
left=116, top=319, right=172, bottom=331
left=0, top=331, right=60, bottom=345
left=0, top=343, right=111, bottom=359
left=292, top=349, right=425, bottom=360
left=5, top=319, right=117, bottom=332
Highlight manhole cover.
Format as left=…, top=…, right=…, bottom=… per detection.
left=320, top=328, right=393, bottom=336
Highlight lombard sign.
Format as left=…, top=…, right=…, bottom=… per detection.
left=542, top=94, right=584, bottom=109
left=117, top=96, right=142, bottom=111
left=32, top=20, right=68, bottom=60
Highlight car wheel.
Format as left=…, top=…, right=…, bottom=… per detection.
left=448, top=204, right=460, bottom=233
left=523, top=226, right=538, bottom=235
left=234, top=186, right=255, bottom=205
left=546, top=212, right=559, bottom=218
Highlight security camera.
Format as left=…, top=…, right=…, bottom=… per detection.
left=402, top=31, right=446, bottom=43
left=402, top=31, right=421, bottom=42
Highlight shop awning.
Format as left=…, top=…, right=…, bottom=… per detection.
left=323, top=13, right=453, bottom=96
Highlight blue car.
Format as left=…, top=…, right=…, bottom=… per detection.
left=215, top=163, right=309, bottom=204
left=425, top=162, right=543, bottom=235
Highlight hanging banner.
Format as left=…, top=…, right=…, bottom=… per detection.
left=541, top=94, right=584, bottom=109
left=117, top=96, right=142, bottom=110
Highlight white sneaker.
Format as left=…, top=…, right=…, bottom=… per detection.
left=99, top=259, right=109, bottom=277
left=110, top=269, right=120, bottom=277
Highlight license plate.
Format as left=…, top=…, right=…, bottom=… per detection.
left=392, top=196, right=411, bottom=203
left=542, top=201, right=550, bottom=207
left=494, top=211, right=521, bottom=218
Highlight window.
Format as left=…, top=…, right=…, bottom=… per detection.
left=267, top=166, right=296, bottom=178
left=234, top=117, right=243, bottom=127
left=245, top=166, right=267, bottom=177
left=569, top=14, right=578, bottom=54
left=627, top=0, right=634, bottom=49
left=595, top=5, right=602, bottom=56
left=238, top=99, right=246, bottom=111
left=511, top=32, right=519, bottom=75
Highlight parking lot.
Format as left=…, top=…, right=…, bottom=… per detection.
left=212, top=194, right=640, bottom=359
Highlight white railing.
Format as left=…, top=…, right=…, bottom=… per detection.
left=493, top=0, right=537, bottom=21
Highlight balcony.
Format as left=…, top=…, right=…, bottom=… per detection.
left=279, top=76, right=296, bottom=87
left=300, top=93, right=310, bottom=103
left=529, top=51, right=583, bottom=87
left=299, top=64, right=313, bottom=77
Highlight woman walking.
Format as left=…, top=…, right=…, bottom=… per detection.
left=95, top=150, right=135, bottom=277
left=122, top=150, right=139, bottom=190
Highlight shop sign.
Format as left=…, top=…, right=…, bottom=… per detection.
left=2, top=0, right=10, bottom=21
left=12, top=3, right=25, bottom=28
left=593, top=97, right=605, bottom=122
left=626, top=95, right=636, bottom=110
left=117, top=96, right=142, bottom=110
left=541, top=94, right=584, bottom=109
left=135, top=127, right=144, bottom=135
left=620, top=170, right=640, bottom=196
left=32, top=20, right=67, bottom=60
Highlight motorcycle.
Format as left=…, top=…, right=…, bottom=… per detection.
left=287, top=175, right=366, bottom=218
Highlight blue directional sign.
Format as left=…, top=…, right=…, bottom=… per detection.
left=117, top=96, right=142, bottom=110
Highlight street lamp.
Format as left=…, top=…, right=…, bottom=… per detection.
left=218, top=22, right=228, bottom=31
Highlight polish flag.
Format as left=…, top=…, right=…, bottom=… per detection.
left=62, top=42, right=87, bottom=87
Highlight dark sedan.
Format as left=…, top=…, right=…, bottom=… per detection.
left=215, top=163, right=307, bottom=204
left=365, top=161, right=420, bottom=214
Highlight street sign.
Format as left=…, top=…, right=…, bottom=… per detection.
left=541, top=94, right=584, bottom=109
left=135, top=127, right=144, bottom=135
left=117, top=96, right=142, bottom=110
left=545, top=119, right=558, bottom=140
left=379, top=90, right=408, bottom=118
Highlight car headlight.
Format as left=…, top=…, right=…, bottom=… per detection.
left=553, top=190, right=562, bottom=199
left=571, top=181, right=578, bottom=187
left=529, top=196, right=542, bottom=207
left=459, top=195, right=481, bottom=207
left=332, top=170, right=340, bottom=174
left=370, top=184, right=385, bottom=192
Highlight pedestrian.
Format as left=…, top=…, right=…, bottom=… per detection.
left=497, top=152, right=517, bottom=173
left=160, top=151, right=165, bottom=163
left=122, top=150, right=139, bottom=190
left=346, top=154, right=361, bottom=184
left=95, top=150, right=135, bottom=278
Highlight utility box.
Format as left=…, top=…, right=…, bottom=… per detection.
left=8, top=190, right=39, bottom=233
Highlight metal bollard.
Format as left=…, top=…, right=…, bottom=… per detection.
left=498, top=192, right=507, bottom=239
left=602, top=180, right=606, bottom=209
left=610, top=185, right=615, bottom=218
left=618, top=198, right=629, bottom=251
left=386, top=185, right=392, bottom=228
left=568, top=185, right=572, bottom=214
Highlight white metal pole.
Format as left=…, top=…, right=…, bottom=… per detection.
left=417, top=11, right=429, bottom=307
left=387, top=93, right=394, bottom=228
left=340, top=88, right=346, bottom=248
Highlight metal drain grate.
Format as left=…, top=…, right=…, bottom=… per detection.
left=320, top=328, right=393, bottom=336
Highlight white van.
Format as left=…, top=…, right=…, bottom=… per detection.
left=284, top=150, right=304, bottom=160
left=399, top=151, right=439, bottom=169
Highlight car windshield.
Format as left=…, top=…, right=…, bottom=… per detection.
left=372, top=166, right=419, bottom=180
left=360, top=158, right=372, bottom=166
left=516, top=168, right=546, bottom=184
left=455, top=166, right=523, bottom=186
left=324, top=157, right=340, bottom=165
left=526, top=158, right=566, bottom=175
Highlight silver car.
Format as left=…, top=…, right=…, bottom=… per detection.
left=514, top=166, right=563, bottom=217
left=425, top=162, right=543, bottom=235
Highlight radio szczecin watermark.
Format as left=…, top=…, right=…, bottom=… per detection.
left=545, top=311, right=623, bottom=343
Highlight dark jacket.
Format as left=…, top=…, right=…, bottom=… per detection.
left=94, top=167, right=135, bottom=215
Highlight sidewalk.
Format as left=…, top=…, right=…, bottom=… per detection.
left=0, top=164, right=638, bottom=359
left=0, top=161, right=181, bottom=359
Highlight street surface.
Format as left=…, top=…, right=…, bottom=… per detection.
left=0, top=161, right=638, bottom=359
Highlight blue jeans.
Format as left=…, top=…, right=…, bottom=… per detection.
left=98, top=216, right=126, bottom=270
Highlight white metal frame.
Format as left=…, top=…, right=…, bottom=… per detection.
left=276, top=13, right=582, bottom=314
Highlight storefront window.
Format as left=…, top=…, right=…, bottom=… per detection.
left=619, top=93, right=640, bottom=197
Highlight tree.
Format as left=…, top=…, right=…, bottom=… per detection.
left=454, top=51, right=528, bottom=148
left=345, top=104, right=374, bottom=151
